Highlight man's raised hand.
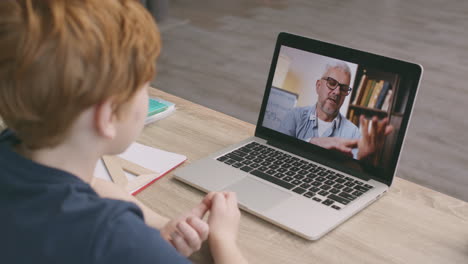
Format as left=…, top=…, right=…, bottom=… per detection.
left=357, top=115, right=394, bottom=163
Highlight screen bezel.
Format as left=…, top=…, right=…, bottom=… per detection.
left=255, top=32, right=422, bottom=186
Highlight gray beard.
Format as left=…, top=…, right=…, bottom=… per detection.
left=318, top=101, right=339, bottom=119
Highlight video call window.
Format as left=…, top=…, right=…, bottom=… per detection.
left=263, top=46, right=410, bottom=169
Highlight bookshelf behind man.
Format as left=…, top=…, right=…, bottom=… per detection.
left=347, top=66, right=410, bottom=168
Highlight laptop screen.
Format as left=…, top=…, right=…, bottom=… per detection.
left=257, top=33, right=421, bottom=185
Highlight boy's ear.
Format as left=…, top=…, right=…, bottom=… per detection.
left=94, top=98, right=117, bottom=139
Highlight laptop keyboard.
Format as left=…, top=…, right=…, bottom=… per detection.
left=216, top=142, right=374, bottom=210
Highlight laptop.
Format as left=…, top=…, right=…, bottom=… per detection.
left=174, top=32, right=422, bottom=240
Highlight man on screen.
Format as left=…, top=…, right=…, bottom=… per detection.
left=278, top=62, right=393, bottom=164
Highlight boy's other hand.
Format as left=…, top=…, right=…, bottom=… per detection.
left=160, top=201, right=210, bottom=257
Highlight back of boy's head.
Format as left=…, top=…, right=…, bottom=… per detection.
left=0, top=0, right=161, bottom=150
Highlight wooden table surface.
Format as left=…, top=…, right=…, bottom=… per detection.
left=136, top=88, right=467, bottom=264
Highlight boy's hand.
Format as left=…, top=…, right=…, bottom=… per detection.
left=160, top=200, right=210, bottom=257
left=204, top=192, right=248, bottom=264
left=206, top=192, right=241, bottom=246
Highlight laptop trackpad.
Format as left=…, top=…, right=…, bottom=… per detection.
left=224, top=177, right=292, bottom=212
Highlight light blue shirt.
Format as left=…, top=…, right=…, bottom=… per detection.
left=278, top=105, right=361, bottom=158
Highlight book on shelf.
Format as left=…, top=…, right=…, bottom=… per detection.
left=375, top=81, right=392, bottom=109
left=349, top=109, right=360, bottom=125
left=357, top=79, right=371, bottom=106
left=368, top=80, right=384, bottom=108
left=348, top=109, right=355, bottom=122
left=381, top=89, right=393, bottom=112
left=351, top=111, right=360, bottom=125
left=361, top=80, right=376, bottom=107
left=352, top=74, right=368, bottom=105
left=145, top=97, right=175, bottom=125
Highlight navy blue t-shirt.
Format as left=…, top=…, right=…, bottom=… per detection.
left=0, top=129, right=191, bottom=264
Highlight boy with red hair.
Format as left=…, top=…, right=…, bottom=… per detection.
left=0, top=0, right=247, bottom=263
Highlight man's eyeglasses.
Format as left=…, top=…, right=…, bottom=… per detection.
left=321, top=77, right=352, bottom=95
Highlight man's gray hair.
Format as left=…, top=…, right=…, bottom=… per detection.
left=322, top=61, right=351, bottom=78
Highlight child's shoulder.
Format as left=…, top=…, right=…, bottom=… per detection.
left=0, top=167, right=169, bottom=262
left=0, top=133, right=142, bottom=261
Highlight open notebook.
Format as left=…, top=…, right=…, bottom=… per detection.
left=94, top=142, right=186, bottom=195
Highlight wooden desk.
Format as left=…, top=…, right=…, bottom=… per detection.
left=141, top=88, right=468, bottom=263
